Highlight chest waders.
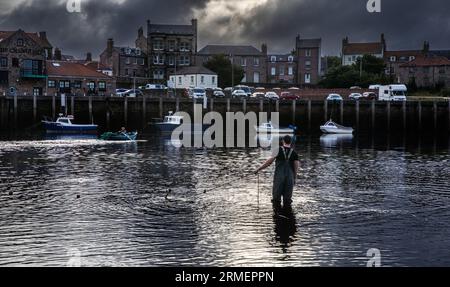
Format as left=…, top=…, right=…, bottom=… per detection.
left=272, top=147, right=295, bottom=206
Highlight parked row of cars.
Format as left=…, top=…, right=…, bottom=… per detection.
left=326, top=92, right=378, bottom=102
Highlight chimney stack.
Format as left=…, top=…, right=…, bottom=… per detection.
left=138, top=27, right=144, bottom=38
left=107, top=38, right=114, bottom=57
left=86, top=52, right=92, bottom=62
left=54, top=48, right=62, bottom=61
left=39, top=31, right=47, bottom=40
left=261, top=43, right=267, bottom=55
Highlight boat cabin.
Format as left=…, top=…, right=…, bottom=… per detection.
left=56, top=115, right=75, bottom=125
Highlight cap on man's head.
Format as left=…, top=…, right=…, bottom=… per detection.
left=282, top=135, right=292, bottom=145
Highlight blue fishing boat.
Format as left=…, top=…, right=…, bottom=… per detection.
left=100, top=132, right=138, bottom=141
left=42, top=115, right=97, bottom=134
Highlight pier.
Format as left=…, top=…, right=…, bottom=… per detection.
left=1, top=94, right=450, bottom=134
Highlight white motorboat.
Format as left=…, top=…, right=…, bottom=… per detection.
left=254, top=122, right=296, bottom=134
left=320, top=120, right=354, bottom=134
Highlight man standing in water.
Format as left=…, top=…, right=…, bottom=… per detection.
left=255, top=135, right=299, bottom=208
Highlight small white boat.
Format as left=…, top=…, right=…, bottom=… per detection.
left=320, top=120, right=353, bottom=134
left=254, top=122, right=296, bottom=134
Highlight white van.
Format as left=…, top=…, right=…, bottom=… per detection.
left=378, top=85, right=407, bottom=101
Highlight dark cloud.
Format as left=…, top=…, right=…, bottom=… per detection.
left=1, top=0, right=450, bottom=58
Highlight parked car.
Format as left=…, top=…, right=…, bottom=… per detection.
left=251, top=92, right=265, bottom=99
left=234, top=85, right=252, bottom=97
left=350, top=86, right=362, bottom=90
left=369, top=84, right=381, bottom=90
left=189, top=88, right=206, bottom=99
left=145, top=84, right=167, bottom=90
left=349, top=93, right=363, bottom=101
left=280, top=92, right=299, bottom=101
left=265, top=91, right=279, bottom=100
left=213, top=90, right=226, bottom=98
left=232, top=89, right=248, bottom=98
left=123, top=89, right=144, bottom=97
left=224, top=87, right=233, bottom=92
left=116, top=88, right=128, bottom=96
left=363, top=92, right=378, bottom=100
left=326, top=94, right=343, bottom=101
left=255, top=87, right=265, bottom=91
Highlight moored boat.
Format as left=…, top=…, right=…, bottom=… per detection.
left=100, top=132, right=138, bottom=141
left=254, top=122, right=296, bottom=134
left=152, top=112, right=210, bottom=133
left=320, top=120, right=354, bottom=134
left=42, top=115, right=97, bottom=134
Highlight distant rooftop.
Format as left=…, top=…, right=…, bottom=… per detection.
left=198, top=45, right=263, bottom=56
left=296, top=38, right=321, bottom=49
left=47, top=60, right=111, bottom=79
left=172, top=66, right=216, bottom=75
left=149, top=24, right=195, bottom=35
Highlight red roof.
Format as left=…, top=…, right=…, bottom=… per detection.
left=0, top=30, right=52, bottom=48
left=46, top=61, right=111, bottom=79
left=400, top=55, right=450, bottom=67
left=343, top=42, right=383, bottom=55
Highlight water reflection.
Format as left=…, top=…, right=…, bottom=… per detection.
left=273, top=205, right=297, bottom=254
left=320, top=134, right=354, bottom=148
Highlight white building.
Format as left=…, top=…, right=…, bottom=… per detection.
left=342, top=34, right=386, bottom=66
left=169, top=66, right=218, bottom=89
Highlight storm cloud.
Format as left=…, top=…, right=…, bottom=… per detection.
left=0, top=0, right=449, bottom=58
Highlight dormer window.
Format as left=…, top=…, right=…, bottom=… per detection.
left=288, top=55, right=294, bottom=62
left=409, top=56, right=416, bottom=61
left=390, top=56, right=396, bottom=62
left=17, top=39, right=24, bottom=47
left=270, top=56, right=277, bottom=63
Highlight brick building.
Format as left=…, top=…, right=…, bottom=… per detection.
left=46, top=60, right=115, bottom=96
left=197, top=44, right=268, bottom=85
left=136, top=19, right=198, bottom=83
left=0, top=29, right=53, bottom=96
left=295, top=36, right=322, bottom=86
left=267, top=54, right=297, bottom=84
left=99, top=38, right=148, bottom=88
left=398, top=55, right=450, bottom=88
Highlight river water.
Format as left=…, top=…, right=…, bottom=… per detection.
left=0, top=132, right=450, bottom=267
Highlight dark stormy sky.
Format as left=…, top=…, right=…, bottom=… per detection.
left=0, top=0, right=449, bottom=59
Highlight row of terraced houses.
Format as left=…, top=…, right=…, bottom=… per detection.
left=1, top=20, right=450, bottom=97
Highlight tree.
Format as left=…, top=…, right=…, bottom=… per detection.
left=355, top=54, right=386, bottom=75
left=203, top=54, right=245, bottom=88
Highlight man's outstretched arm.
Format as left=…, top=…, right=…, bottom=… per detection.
left=255, top=157, right=276, bottom=174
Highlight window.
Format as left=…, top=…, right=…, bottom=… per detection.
left=212, top=76, right=215, bottom=84
left=73, top=81, right=82, bottom=89
left=98, top=81, right=106, bottom=91
left=22, top=59, right=43, bottom=76
left=33, top=87, right=42, bottom=96
left=133, top=70, right=137, bottom=77
left=134, top=58, right=138, bottom=65
left=168, top=40, right=175, bottom=51
left=253, top=72, right=260, bottom=83
left=139, top=58, right=145, bottom=65
left=178, top=76, right=182, bottom=85
left=241, top=58, right=247, bottom=66
left=0, top=57, right=7, bottom=67
left=12, top=58, right=19, bottom=67
left=271, top=67, right=276, bottom=76
left=87, top=81, right=96, bottom=91
left=200, top=76, right=204, bottom=84
left=169, top=56, right=175, bottom=66
left=126, top=57, right=131, bottom=64
left=0, top=71, right=8, bottom=85
left=304, top=73, right=311, bottom=84
left=17, top=39, right=24, bottom=47
left=390, top=56, right=397, bottom=62
left=288, top=55, right=294, bottom=62
left=153, top=54, right=164, bottom=65
left=125, top=69, right=129, bottom=76
left=190, top=76, right=194, bottom=84
left=305, top=49, right=312, bottom=57
left=439, top=68, right=446, bottom=74
left=48, top=80, right=56, bottom=88
left=305, top=60, right=311, bottom=68
left=153, top=70, right=164, bottom=80
left=347, top=56, right=352, bottom=62
left=270, top=56, right=277, bottom=63
left=179, top=55, right=190, bottom=66
left=288, top=66, right=293, bottom=76
left=254, top=57, right=260, bottom=66
left=179, top=42, right=190, bottom=51
left=409, top=56, right=416, bottom=61
left=242, top=73, right=247, bottom=83
left=153, top=40, right=164, bottom=51
left=279, top=66, right=285, bottom=76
